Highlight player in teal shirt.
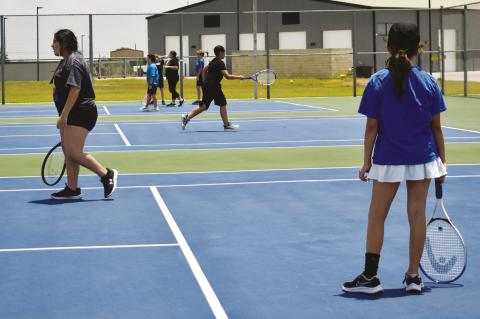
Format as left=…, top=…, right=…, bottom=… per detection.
left=141, top=54, right=159, bottom=111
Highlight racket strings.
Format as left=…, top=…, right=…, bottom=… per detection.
left=421, top=219, right=466, bottom=282
left=256, top=70, right=276, bottom=85
left=45, top=150, right=65, bottom=180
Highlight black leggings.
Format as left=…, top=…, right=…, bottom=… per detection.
left=167, top=76, right=180, bottom=100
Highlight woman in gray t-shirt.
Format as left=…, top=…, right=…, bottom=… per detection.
left=50, top=29, right=117, bottom=200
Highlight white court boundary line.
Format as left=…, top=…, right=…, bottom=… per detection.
left=102, top=105, right=111, bottom=115
left=150, top=186, right=228, bottom=319
left=0, top=132, right=118, bottom=138
left=114, top=124, right=131, bottom=146
left=1, top=174, right=479, bottom=193
left=0, top=243, right=179, bottom=253
left=1, top=164, right=479, bottom=180
left=275, top=100, right=339, bottom=112
left=442, top=125, right=480, bottom=134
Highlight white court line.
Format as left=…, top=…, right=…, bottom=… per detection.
left=0, top=132, right=118, bottom=138
left=0, top=243, right=179, bottom=253
left=1, top=164, right=479, bottom=180
left=150, top=187, right=228, bottom=319
left=1, top=174, right=480, bottom=192
left=443, top=125, right=480, bottom=134
left=275, top=100, right=339, bottom=112
left=114, top=124, right=131, bottom=146
left=102, top=105, right=111, bottom=115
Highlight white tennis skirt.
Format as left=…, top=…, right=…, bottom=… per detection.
left=368, top=158, right=447, bottom=182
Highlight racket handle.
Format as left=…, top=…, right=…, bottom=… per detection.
left=435, top=179, right=443, bottom=199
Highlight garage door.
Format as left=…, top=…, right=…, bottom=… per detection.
left=165, top=35, right=189, bottom=76
left=201, top=34, right=227, bottom=64
left=239, top=33, right=266, bottom=51
left=323, top=30, right=352, bottom=49
left=279, top=31, right=306, bottom=50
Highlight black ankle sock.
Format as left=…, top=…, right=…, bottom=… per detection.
left=363, top=252, right=380, bottom=278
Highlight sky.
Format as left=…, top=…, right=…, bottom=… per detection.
left=0, top=0, right=475, bottom=60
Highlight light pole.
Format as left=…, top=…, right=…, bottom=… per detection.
left=36, top=6, right=43, bottom=81
left=81, top=34, right=86, bottom=54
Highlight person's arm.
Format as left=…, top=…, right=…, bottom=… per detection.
left=359, top=117, right=378, bottom=181
left=221, top=69, right=245, bottom=80
left=431, top=113, right=446, bottom=182
left=57, top=86, right=80, bottom=129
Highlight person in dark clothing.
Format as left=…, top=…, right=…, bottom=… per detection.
left=164, top=50, right=184, bottom=107
left=181, top=45, right=245, bottom=131
left=50, top=29, right=117, bottom=200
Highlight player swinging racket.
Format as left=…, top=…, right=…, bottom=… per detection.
left=181, top=45, right=245, bottom=131
left=342, top=23, right=447, bottom=294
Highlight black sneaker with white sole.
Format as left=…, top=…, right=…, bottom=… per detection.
left=403, top=274, right=424, bottom=292
left=223, top=122, right=239, bottom=131
left=181, top=114, right=189, bottom=130
left=101, top=168, right=118, bottom=198
left=51, top=185, right=82, bottom=200
left=342, top=274, right=384, bottom=294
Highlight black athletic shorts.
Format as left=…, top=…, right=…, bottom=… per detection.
left=202, top=84, right=227, bottom=109
left=158, top=76, right=164, bottom=89
left=147, top=84, right=158, bottom=95
left=196, top=75, right=203, bottom=87
left=67, top=106, right=98, bottom=131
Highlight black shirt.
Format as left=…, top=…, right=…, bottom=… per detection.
left=205, top=57, right=226, bottom=86
left=165, top=57, right=179, bottom=79
left=51, top=52, right=95, bottom=114
left=156, top=59, right=164, bottom=76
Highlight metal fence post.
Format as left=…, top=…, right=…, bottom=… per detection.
left=179, top=13, right=184, bottom=99
left=1, top=16, right=5, bottom=105
left=352, top=11, right=357, bottom=97
left=253, top=0, right=258, bottom=99
left=265, top=12, right=271, bottom=100
left=440, top=6, right=445, bottom=94
left=89, top=15, right=94, bottom=77
left=463, top=5, right=468, bottom=97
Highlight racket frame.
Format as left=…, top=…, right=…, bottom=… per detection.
left=420, top=183, right=467, bottom=283
left=41, top=142, right=66, bottom=186
left=249, top=69, right=276, bottom=86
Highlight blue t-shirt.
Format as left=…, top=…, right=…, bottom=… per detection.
left=195, top=58, right=205, bottom=74
left=358, top=67, right=446, bottom=165
left=146, top=63, right=159, bottom=86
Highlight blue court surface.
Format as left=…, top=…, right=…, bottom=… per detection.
left=0, top=100, right=479, bottom=319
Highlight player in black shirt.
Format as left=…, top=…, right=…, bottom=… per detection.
left=155, top=54, right=166, bottom=105
left=181, top=45, right=245, bottom=131
left=164, top=50, right=184, bottom=107
left=50, top=29, right=117, bottom=200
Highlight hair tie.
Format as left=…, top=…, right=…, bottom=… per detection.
left=395, top=49, right=407, bottom=58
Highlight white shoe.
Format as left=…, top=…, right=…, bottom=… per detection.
left=224, top=122, right=239, bottom=131
left=140, top=106, right=149, bottom=112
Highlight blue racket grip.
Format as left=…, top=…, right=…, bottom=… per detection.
left=435, top=179, right=443, bottom=199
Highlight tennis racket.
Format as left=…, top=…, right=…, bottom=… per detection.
left=41, top=142, right=66, bottom=186
left=245, top=69, right=276, bottom=86
left=420, top=179, right=467, bottom=283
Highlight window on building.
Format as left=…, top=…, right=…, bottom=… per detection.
left=376, top=23, right=393, bottom=36
left=282, top=12, right=300, bottom=25
left=204, top=15, right=220, bottom=28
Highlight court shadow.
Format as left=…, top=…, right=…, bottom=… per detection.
left=29, top=198, right=113, bottom=205
left=336, top=287, right=433, bottom=300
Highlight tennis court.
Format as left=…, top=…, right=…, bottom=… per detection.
left=0, top=97, right=479, bottom=318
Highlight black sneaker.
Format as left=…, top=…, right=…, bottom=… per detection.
left=161, top=100, right=166, bottom=105
left=403, top=274, right=424, bottom=292
left=223, top=122, right=239, bottom=131
left=166, top=103, right=176, bottom=107
left=192, top=100, right=200, bottom=105
left=342, top=274, right=384, bottom=294
left=181, top=114, right=189, bottom=130
left=101, top=168, right=118, bottom=198
left=51, top=185, right=82, bottom=200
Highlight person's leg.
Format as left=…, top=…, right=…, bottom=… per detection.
left=62, top=125, right=108, bottom=178
left=196, top=85, right=201, bottom=101
left=406, top=179, right=430, bottom=275
left=59, top=128, right=81, bottom=191
left=219, top=105, right=229, bottom=126
left=152, top=92, right=157, bottom=108
left=160, top=87, right=165, bottom=104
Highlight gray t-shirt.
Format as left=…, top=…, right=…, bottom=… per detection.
left=51, top=52, right=95, bottom=114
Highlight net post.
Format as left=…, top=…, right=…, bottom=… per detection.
left=179, top=12, right=184, bottom=99
left=440, top=6, right=445, bottom=94
left=265, top=12, right=271, bottom=100
left=1, top=15, right=5, bottom=105
left=89, top=14, right=94, bottom=77
left=352, top=11, right=357, bottom=97
left=463, top=5, right=468, bottom=97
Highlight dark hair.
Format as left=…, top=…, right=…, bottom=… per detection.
left=214, top=45, right=225, bottom=57
left=54, top=29, right=78, bottom=54
left=386, top=23, right=420, bottom=98
left=169, top=50, right=177, bottom=57
left=147, top=54, right=156, bottom=63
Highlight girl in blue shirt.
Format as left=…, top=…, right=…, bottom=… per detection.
left=342, top=23, right=447, bottom=294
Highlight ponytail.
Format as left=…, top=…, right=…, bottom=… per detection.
left=387, top=50, right=412, bottom=98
